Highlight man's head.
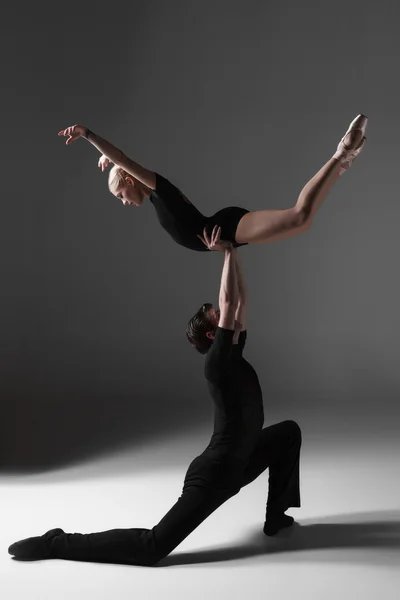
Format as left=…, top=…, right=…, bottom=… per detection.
left=186, top=303, right=220, bottom=354
left=108, top=165, right=148, bottom=207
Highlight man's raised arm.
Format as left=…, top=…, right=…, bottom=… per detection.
left=218, top=245, right=239, bottom=331
left=234, top=252, right=247, bottom=332
left=196, top=225, right=239, bottom=332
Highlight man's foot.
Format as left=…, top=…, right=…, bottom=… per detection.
left=263, top=512, right=294, bottom=536
left=8, top=528, right=64, bottom=560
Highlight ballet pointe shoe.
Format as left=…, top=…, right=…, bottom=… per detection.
left=333, top=114, right=368, bottom=161
left=337, top=135, right=367, bottom=176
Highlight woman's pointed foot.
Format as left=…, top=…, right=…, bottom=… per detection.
left=333, top=114, right=368, bottom=164
left=8, top=528, right=64, bottom=560
left=337, top=135, right=367, bottom=175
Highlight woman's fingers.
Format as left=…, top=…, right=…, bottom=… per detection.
left=65, top=135, right=77, bottom=145
left=58, top=126, right=77, bottom=145
left=98, top=156, right=108, bottom=170
left=58, top=127, right=72, bottom=136
left=58, top=125, right=85, bottom=139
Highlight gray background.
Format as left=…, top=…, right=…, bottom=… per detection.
left=1, top=0, right=398, bottom=471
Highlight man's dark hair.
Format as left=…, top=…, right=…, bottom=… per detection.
left=186, top=303, right=215, bottom=354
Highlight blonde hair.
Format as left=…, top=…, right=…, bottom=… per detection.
left=108, top=165, right=130, bottom=195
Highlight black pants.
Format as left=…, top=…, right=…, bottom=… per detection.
left=51, top=420, right=301, bottom=566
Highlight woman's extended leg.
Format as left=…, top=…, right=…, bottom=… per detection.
left=235, top=114, right=367, bottom=245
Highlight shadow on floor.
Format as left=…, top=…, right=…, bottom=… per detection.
left=158, top=510, right=400, bottom=568
left=0, top=388, right=208, bottom=475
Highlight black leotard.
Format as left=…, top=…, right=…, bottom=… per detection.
left=149, top=174, right=249, bottom=251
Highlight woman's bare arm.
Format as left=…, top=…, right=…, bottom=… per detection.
left=58, top=124, right=156, bottom=189
left=87, top=130, right=156, bottom=189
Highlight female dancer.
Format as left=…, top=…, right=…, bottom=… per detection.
left=58, top=115, right=367, bottom=251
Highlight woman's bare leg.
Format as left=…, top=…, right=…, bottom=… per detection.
left=235, top=118, right=367, bottom=245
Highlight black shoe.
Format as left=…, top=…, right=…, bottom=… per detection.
left=8, top=528, right=64, bottom=560
left=263, top=513, right=294, bottom=536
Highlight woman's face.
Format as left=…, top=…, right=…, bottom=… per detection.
left=115, top=179, right=144, bottom=207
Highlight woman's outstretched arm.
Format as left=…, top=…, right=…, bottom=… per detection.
left=58, top=124, right=156, bottom=189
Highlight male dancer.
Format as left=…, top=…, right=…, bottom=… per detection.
left=8, top=228, right=301, bottom=567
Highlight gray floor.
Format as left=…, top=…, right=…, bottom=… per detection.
left=2, top=428, right=399, bottom=600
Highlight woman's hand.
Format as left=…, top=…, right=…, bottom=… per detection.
left=58, top=124, right=88, bottom=145
left=197, top=225, right=233, bottom=251
left=98, top=154, right=111, bottom=171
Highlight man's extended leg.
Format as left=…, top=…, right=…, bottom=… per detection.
left=240, top=420, right=302, bottom=534
left=9, top=470, right=239, bottom=566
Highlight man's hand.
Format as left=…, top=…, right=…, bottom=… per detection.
left=197, top=225, right=233, bottom=252
left=58, top=124, right=88, bottom=145
left=98, top=154, right=111, bottom=171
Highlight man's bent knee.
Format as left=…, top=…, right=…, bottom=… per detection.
left=284, top=420, right=302, bottom=443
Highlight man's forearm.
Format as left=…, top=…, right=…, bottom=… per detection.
left=219, top=248, right=239, bottom=306
left=235, top=252, right=247, bottom=304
